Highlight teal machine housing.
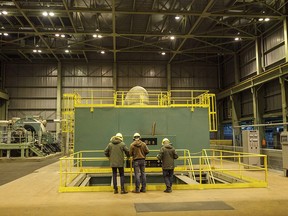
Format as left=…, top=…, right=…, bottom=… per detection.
left=74, top=107, right=210, bottom=161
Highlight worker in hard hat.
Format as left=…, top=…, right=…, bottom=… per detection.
left=104, top=133, right=130, bottom=194
left=129, top=132, right=149, bottom=193
left=157, top=138, right=178, bottom=193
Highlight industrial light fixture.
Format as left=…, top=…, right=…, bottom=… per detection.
left=234, top=37, right=240, bottom=41
left=175, top=15, right=180, bottom=20
left=93, top=34, right=103, bottom=38
left=33, top=49, right=42, bottom=53
left=170, top=36, right=175, bottom=40
left=55, top=34, right=65, bottom=38
left=42, top=11, right=55, bottom=17
left=161, top=52, right=166, bottom=55
left=0, top=11, right=8, bottom=15
left=65, top=50, right=70, bottom=53
left=258, top=17, right=270, bottom=22
left=0, top=33, right=8, bottom=36
left=100, top=50, right=105, bottom=54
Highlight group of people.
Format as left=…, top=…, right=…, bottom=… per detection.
left=104, top=132, right=178, bottom=194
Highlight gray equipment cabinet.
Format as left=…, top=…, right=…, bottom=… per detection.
left=242, top=130, right=260, bottom=166
left=280, top=131, right=288, bottom=177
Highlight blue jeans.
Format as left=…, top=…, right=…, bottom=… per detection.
left=133, top=159, right=146, bottom=191
left=163, top=169, right=174, bottom=189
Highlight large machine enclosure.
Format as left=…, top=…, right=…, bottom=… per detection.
left=74, top=107, right=210, bottom=155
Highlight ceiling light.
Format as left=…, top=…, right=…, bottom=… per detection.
left=3, top=33, right=8, bottom=36
left=93, top=34, right=103, bottom=38
left=170, top=36, right=175, bottom=40
left=60, top=34, right=65, bottom=38
left=161, top=52, right=166, bottom=55
left=100, top=51, right=105, bottom=54
left=55, top=34, right=60, bottom=37
left=43, top=11, right=55, bottom=17
left=175, top=15, right=180, bottom=20
left=33, top=50, right=37, bottom=53
left=37, top=50, right=42, bottom=53
left=264, top=18, right=270, bottom=22
left=65, top=50, right=70, bottom=53
left=234, top=37, right=240, bottom=41
left=1, top=11, right=8, bottom=15
left=258, top=18, right=264, bottom=21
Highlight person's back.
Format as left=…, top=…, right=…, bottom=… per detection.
left=157, top=138, right=178, bottom=193
left=129, top=133, right=149, bottom=193
left=130, top=139, right=149, bottom=160
left=160, top=143, right=178, bottom=169
left=105, top=136, right=128, bottom=167
left=104, top=133, right=129, bottom=194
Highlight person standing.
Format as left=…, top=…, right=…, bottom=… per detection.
left=104, top=133, right=130, bottom=194
left=129, top=133, right=149, bottom=193
left=157, top=138, right=178, bottom=193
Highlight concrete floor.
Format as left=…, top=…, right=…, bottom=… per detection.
left=0, top=156, right=288, bottom=216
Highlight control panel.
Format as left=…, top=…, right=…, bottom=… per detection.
left=242, top=130, right=260, bottom=166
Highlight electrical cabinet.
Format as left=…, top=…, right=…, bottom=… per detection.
left=242, top=130, right=260, bottom=166
left=280, top=131, right=288, bottom=177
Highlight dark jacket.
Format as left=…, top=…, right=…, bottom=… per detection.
left=104, top=136, right=129, bottom=167
left=129, top=139, right=149, bottom=160
left=157, top=144, right=178, bottom=169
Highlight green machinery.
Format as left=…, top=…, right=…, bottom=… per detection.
left=59, top=88, right=268, bottom=192
left=62, top=87, right=217, bottom=159
left=0, top=116, right=61, bottom=158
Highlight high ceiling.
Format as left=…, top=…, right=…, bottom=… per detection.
left=0, top=0, right=286, bottom=63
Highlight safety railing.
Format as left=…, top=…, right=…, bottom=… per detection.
left=59, top=149, right=268, bottom=192
left=61, top=89, right=217, bottom=131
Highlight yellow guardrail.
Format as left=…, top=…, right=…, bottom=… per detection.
left=59, top=149, right=267, bottom=192
left=61, top=89, right=217, bottom=131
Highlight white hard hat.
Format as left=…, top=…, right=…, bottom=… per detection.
left=162, top=138, right=170, bottom=145
left=116, top=133, right=123, bottom=141
left=133, top=132, right=141, bottom=138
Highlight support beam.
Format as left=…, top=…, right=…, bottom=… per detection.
left=230, top=95, right=241, bottom=146
left=255, top=37, right=263, bottom=75
left=56, top=62, right=62, bottom=135
left=280, top=77, right=287, bottom=131
left=167, top=64, right=171, bottom=91
left=113, top=62, right=117, bottom=91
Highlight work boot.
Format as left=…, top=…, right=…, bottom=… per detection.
left=140, top=188, right=146, bottom=193
left=114, top=188, right=118, bottom=194
left=121, top=190, right=128, bottom=194
left=132, top=189, right=140, bottom=193
left=164, top=187, right=172, bottom=193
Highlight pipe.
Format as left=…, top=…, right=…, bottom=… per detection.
left=233, top=122, right=288, bottom=128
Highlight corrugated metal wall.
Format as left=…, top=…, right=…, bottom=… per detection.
left=263, top=26, right=285, bottom=67
left=221, top=24, right=286, bottom=122
left=222, top=58, right=235, bottom=88
left=4, top=62, right=218, bottom=132
left=239, top=45, right=256, bottom=80
left=171, top=63, right=218, bottom=91
left=6, top=63, right=57, bottom=131
left=118, top=63, right=167, bottom=91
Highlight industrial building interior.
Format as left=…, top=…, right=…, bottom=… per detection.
left=0, top=0, right=288, bottom=215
